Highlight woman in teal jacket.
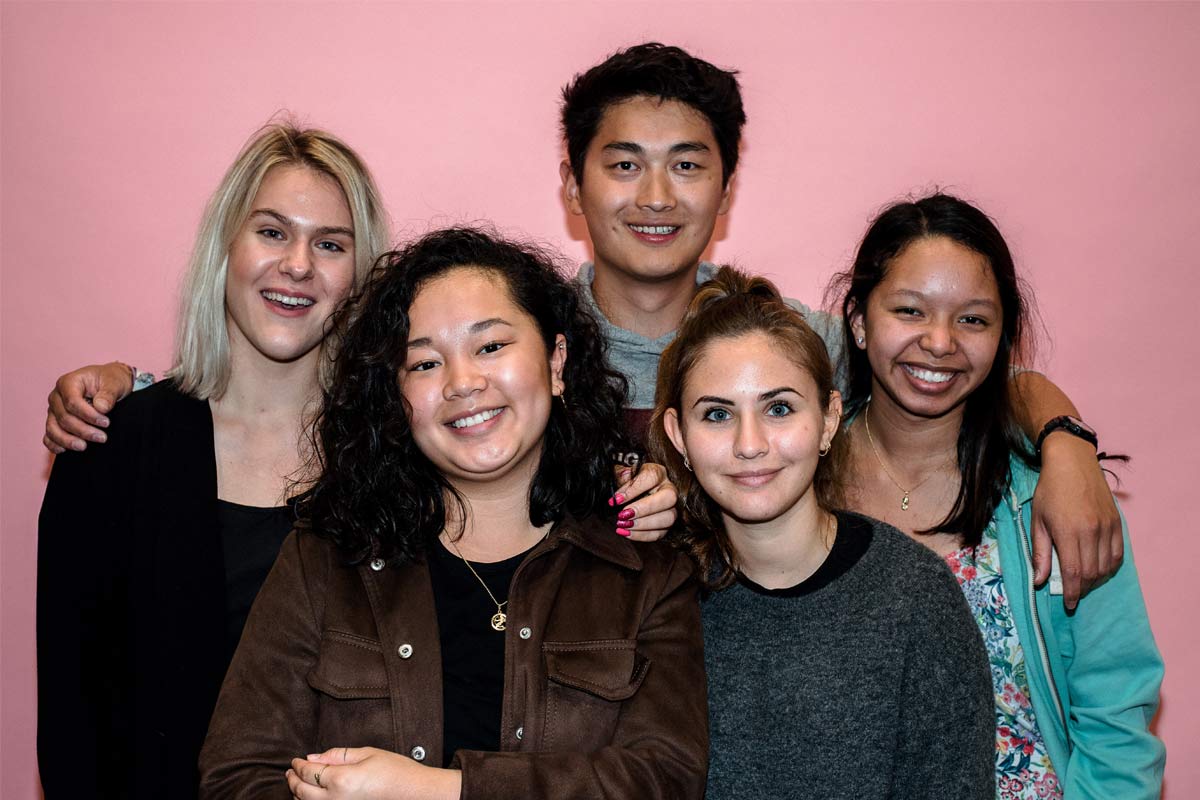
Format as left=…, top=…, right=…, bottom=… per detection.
left=833, top=192, right=1163, bottom=798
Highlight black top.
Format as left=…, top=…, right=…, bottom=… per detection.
left=39, top=381, right=227, bottom=799
left=427, top=540, right=528, bottom=767
left=735, top=511, right=873, bottom=597
left=216, top=500, right=294, bottom=655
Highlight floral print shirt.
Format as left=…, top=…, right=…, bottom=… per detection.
left=945, top=523, right=1063, bottom=800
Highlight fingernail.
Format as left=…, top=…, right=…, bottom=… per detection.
left=616, top=528, right=631, bottom=537
left=613, top=493, right=627, bottom=505
left=607, top=497, right=615, bottom=507
left=91, top=432, right=107, bottom=443
left=97, top=417, right=110, bottom=427
left=72, top=440, right=86, bottom=452
left=617, top=519, right=634, bottom=529
left=618, top=508, right=636, bottom=521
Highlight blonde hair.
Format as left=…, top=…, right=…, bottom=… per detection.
left=170, top=122, right=389, bottom=399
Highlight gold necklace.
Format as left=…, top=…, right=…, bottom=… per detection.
left=447, top=539, right=508, bottom=632
left=863, top=403, right=937, bottom=512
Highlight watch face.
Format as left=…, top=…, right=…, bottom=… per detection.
left=1066, top=416, right=1096, bottom=437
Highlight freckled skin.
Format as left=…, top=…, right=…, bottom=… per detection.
left=665, top=332, right=840, bottom=527
left=562, top=96, right=733, bottom=284
left=851, top=236, right=1004, bottom=423
left=399, top=268, right=566, bottom=491
left=224, top=165, right=357, bottom=366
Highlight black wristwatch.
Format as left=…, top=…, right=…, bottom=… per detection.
left=1036, top=415, right=1098, bottom=456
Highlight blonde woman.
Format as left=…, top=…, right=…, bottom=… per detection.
left=37, top=123, right=389, bottom=799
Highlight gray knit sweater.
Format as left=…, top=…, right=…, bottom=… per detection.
left=703, top=511, right=994, bottom=799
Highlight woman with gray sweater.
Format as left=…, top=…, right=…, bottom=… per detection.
left=648, top=266, right=994, bottom=799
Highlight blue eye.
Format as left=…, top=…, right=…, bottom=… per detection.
left=703, top=407, right=732, bottom=422
left=766, top=402, right=792, bottom=417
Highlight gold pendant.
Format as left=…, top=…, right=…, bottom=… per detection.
left=491, top=612, right=507, bottom=631
left=900, top=492, right=910, bottom=511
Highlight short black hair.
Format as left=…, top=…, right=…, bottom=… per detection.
left=561, top=42, right=746, bottom=186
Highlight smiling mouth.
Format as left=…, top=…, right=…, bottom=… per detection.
left=903, top=365, right=956, bottom=384
left=729, top=468, right=782, bottom=486
left=628, top=224, right=680, bottom=235
left=261, top=290, right=314, bottom=308
left=449, top=408, right=504, bottom=429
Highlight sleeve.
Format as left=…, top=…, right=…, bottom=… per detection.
left=452, top=550, right=708, bottom=800
left=783, top=298, right=849, bottom=396
left=198, top=532, right=323, bottom=799
left=1051, top=513, right=1165, bottom=798
left=893, top=562, right=996, bottom=800
left=37, top=445, right=130, bottom=799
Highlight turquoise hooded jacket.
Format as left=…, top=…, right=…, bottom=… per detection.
left=995, top=454, right=1165, bottom=798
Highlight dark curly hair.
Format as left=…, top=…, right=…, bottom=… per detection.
left=298, top=227, right=630, bottom=566
left=561, top=42, right=746, bottom=187
left=648, top=266, right=845, bottom=590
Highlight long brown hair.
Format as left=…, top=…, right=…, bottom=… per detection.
left=648, top=266, right=846, bottom=589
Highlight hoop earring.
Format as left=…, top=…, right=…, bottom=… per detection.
left=819, top=442, right=831, bottom=457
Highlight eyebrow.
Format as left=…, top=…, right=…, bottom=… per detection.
left=602, top=141, right=711, bottom=157
left=887, top=289, right=999, bottom=310
left=690, top=387, right=802, bottom=408
left=407, top=317, right=514, bottom=349
left=249, top=208, right=355, bottom=239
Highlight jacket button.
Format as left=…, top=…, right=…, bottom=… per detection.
left=410, top=745, right=426, bottom=761
left=515, top=726, right=524, bottom=740
left=369, top=558, right=385, bottom=571
left=398, top=644, right=413, bottom=659
left=519, top=627, right=532, bottom=639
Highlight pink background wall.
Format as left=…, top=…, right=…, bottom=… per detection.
left=3, top=2, right=1198, bottom=796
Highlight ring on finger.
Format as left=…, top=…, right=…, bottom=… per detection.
left=314, top=767, right=325, bottom=788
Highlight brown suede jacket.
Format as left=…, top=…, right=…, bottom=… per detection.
left=199, top=514, right=707, bottom=799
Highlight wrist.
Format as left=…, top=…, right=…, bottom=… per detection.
left=1036, top=415, right=1097, bottom=457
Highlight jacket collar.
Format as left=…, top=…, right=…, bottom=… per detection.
left=552, top=513, right=644, bottom=572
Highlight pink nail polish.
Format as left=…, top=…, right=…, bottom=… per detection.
left=613, top=493, right=627, bottom=505
left=617, top=519, right=634, bottom=529
left=616, top=528, right=631, bottom=537
left=607, top=497, right=615, bottom=507
left=618, top=508, right=636, bottom=521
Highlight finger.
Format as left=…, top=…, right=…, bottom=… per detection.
left=1077, top=522, right=1100, bottom=599
left=45, top=412, right=88, bottom=453
left=306, top=746, right=368, bottom=765
left=286, top=768, right=322, bottom=799
left=614, top=464, right=670, bottom=504
left=1029, top=515, right=1052, bottom=587
left=622, top=483, right=678, bottom=520
left=57, top=378, right=112, bottom=428
left=621, top=509, right=676, bottom=542
left=1110, top=519, right=1125, bottom=572
left=1049, top=526, right=1083, bottom=612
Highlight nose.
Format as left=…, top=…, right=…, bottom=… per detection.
left=733, top=416, right=768, bottom=460
left=279, top=238, right=314, bottom=281
left=442, top=357, right=487, bottom=400
left=636, top=167, right=676, bottom=212
left=920, top=319, right=957, bottom=358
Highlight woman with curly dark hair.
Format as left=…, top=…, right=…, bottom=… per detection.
left=199, top=228, right=706, bottom=800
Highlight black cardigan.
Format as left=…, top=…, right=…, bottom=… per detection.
left=38, top=380, right=226, bottom=799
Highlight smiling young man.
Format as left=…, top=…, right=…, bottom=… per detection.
left=558, top=42, right=1123, bottom=608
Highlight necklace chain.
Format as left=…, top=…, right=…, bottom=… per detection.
left=447, top=539, right=508, bottom=632
left=863, top=403, right=938, bottom=512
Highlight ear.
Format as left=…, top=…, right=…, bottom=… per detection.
left=560, top=160, right=584, bottom=216
left=550, top=334, right=568, bottom=396
left=821, top=390, right=844, bottom=453
left=848, top=300, right=867, bottom=350
left=663, top=407, right=688, bottom=462
left=717, top=171, right=735, bottom=216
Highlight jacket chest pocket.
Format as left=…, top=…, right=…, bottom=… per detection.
left=542, top=639, right=650, bottom=751
left=307, top=630, right=394, bottom=751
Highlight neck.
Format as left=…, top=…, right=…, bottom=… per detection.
left=442, top=462, right=551, bottom=563
left=861, top=389, right=963, bottom=479
left=723, top=491, right=836, bottom=590
left=213, top=327, right=322, bottom=422
left=590, top=261, right=699, bottom=339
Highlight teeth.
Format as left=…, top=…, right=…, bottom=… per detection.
left=262, top=291, right=314, bottom=307
left=906, top=366, right=954, bottom=383
left=451, top=408, right=503, bottom=429
left=629, top=224, right=678, bottom=235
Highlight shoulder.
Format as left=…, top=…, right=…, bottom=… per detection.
left=840, top=511, right=969, bottom=611
left=560, top=514, right=695, bottom=587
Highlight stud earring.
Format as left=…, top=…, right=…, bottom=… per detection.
left=856, top=336, right=865, bottom=346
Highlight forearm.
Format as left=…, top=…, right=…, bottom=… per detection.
left=1010, top=370, right=1079, bottom=439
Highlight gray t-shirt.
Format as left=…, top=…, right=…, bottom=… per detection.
left=703, top=511, right=995, bottom=799
left=574, top=262, right=847, bottom=410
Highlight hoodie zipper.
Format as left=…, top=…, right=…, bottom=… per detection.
left=1014, top=493, right=1070, bottom=748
